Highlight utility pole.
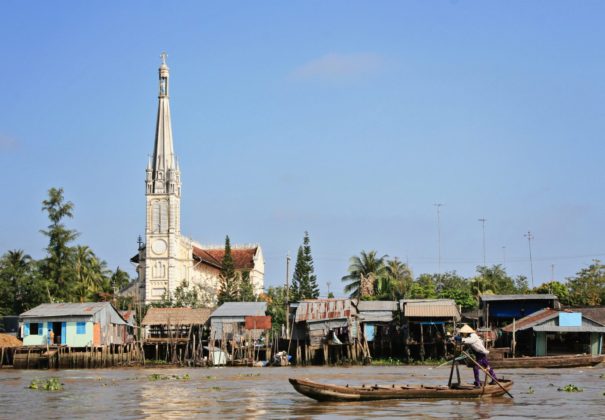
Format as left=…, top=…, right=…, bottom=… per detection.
left=285, top=252, right=291, bottom=338
left=502, top=246, right=506, bottom=268
left=326, top=281, right=331, bottom=297
left=551, top=264, right=555, bottom=281
left=478, top=218, right=487, bottom=266
left=434, top=203, right=444, bottom=274
left=524, top=231, right=535, bottom=288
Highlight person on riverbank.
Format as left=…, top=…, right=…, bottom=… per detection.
left=458, top=324, right=498, bottom=387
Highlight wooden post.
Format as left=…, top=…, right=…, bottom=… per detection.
left=419, top=324, right=425, bottom=362
left=512, top=318, right=516, bottom=358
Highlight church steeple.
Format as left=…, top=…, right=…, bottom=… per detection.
left=148, top=51, right=180, bottom=196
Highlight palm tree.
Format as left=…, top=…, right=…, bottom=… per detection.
left=342, top=250, right=387, bottom=298
left=376, top=258, right=413, bottom=300
left=0, top=250, right=33, bottom=314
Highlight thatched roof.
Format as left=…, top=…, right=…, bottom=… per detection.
left=141, top=307, right=213, bottom=326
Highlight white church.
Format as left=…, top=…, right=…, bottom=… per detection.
left=127, top=54, right=264, bottom=305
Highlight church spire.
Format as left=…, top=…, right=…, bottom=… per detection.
left=148, top=52, right=179, bottom=196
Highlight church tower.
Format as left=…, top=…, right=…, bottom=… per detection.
left=143, top=52, right=182, bottom=302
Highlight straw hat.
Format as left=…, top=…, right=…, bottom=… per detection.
left=458, top=324, right=475, bottom=334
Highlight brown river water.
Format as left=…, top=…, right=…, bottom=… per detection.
left=0, top=365, right=603, bottom=419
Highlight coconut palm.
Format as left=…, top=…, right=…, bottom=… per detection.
left=341, top=250, right=387, bottom=298
left=376, top=258, right=413, bottom=300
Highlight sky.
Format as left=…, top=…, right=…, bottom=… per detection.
left=1, top=1, right=604, bottom=296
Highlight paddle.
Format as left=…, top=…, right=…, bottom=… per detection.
left=460, top=350, right=514, bottom=399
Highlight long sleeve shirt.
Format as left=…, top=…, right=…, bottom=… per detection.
left=462, top=333, right=489, bottom=355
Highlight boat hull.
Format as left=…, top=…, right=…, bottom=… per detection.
left=490, top=354, right=604, bottom=369
left=289, top=378, right=513, bottom=402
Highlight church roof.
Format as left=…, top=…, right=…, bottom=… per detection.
left=193, top=246, right=258, bottom=270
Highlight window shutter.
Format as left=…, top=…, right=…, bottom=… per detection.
left=24, top=323, right=30, bottom=336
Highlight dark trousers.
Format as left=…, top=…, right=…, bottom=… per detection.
left=473, top=352, right=497, bottom=385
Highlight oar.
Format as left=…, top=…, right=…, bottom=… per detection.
left=461, top=350, right=513, bottom=399
left=436, top=355, right=467, bottom=368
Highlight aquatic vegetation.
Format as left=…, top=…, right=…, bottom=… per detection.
left=205, top=375, right=217, bottom=380
left=210, top=386, right=221, bottom=391
left=526, top=386, right=534, bottom=394
left=148, top=373, right=191, bottom=381
left=28, top=378, right=63, bottom=391
left=557, top=384, right=583, bottom=392
left=239, top=373, right=260, bottom=377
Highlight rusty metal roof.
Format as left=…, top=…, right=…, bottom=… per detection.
left=295, top=299, right=356, bottom=322
left=141, top=307, right=213, bottom=326
left=400, top=299, right=461, bottom=320
left=501, top=308, right=605, bottom=333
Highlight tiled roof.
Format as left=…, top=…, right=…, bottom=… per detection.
left=193, top=246, right=257, bottom=270
left=400, top=299, right=461, bottom=319
left=141, top=307, right=213, bottom=326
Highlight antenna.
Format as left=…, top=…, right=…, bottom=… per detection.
left=433, top=203, right=444, bottom=273
left=524, top=231, right=535, bottom=288
left=478, top=218, right=487, bottom=266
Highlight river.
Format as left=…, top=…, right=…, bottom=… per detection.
left=0, top=365, right=603, bottom=419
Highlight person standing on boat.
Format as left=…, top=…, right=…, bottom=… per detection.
left=458, top=324, right=498, bottom=387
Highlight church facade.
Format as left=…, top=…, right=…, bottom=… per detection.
left=129, top=54, right=264, bottom=305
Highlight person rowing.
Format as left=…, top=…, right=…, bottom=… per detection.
left=456, top=324, right=498, bottom=388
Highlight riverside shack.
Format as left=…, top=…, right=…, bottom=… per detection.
left=19, top=302, right=129, bottom=347
left=479, top=294, right=560, bottom=328
left=141, top=307, right=213, bottom=364
left=400, top=299, right=461, bottom=361
left=291, top=299, right=359, bottom=364
left=355, top=300, right=398, bottom=359
left=501, top=308, right=605, bottom=357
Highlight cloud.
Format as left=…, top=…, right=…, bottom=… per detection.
left=0, top=134, right=19, bottom=152
left=291, top=53, right=384, bottom=82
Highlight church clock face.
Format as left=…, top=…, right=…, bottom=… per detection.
left=151, top=239, right=167, bottom=255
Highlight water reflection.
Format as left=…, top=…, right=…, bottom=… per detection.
left=0, top=365, right=603, bottom=419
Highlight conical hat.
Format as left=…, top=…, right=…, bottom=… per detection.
left=458, top=324, right=475, bottom=334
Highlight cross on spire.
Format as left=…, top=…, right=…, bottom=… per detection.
left=160, top=51, right=168, bottom=65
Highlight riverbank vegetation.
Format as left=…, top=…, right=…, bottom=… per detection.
left=341, top=250, right=605, bottom=310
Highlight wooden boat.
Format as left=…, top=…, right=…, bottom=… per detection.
left=289, top=378, right=514, bottom=402
left=490, top=354, right=604, bottom=369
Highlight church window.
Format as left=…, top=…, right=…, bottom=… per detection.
left=153, top=261, right=166, bottom=278
left=152, top=201, right=160, bottom=232
left=160, top=201, right=168, bottom=232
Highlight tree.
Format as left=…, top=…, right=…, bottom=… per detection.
left=290, top=232, right=319, bottom=300
left=110, top=267, right=131, bottom=292
left=567, top=260, right=605, bottom=306
left=409, top=274, right=438, bottom=299
left=239, top=271, right=256, bottom=301
left=39, top=187, right=79, bottom=301
left=534, top=280, right=570, bottom=305
left=375, top=258, right=413, bottom=300
left=262, top=286, right=287, bottom=335
left=0, top=250, right=46, bottom=315
left=341, top=250, right=387, bottom=298
left=435, top=272, right=477, bottom=310
left=217, top=235, right=239, bottom=305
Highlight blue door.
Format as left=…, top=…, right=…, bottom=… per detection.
left=61, top=322, right=66, bottom=345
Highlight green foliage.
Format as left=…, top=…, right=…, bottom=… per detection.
left=39, top=187, right=79, bottom=302
left=567, top=260, right=605, bottom=306
left=290, top=232, right=319, bottom=300
left=409, top=274, right=438, bottom=299
left=436, top=272, right=477, bottom=310
left=239, top=270, right=256, bottom=302
left=376, top=258, right=413, bottom=300
left=28, top=378, right=63, bottom=391
left=0, top=250, right=46, bottom=315
left=557, top=384, right=583, bottom=392
left=217, top=235, right=239, bottom=305
left=341, top=250, right=387, bottom=298
left=264, top=286, right=287, bottom=334
left=534, top=281, right=570, bottom=305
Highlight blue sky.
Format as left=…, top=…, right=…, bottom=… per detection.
left=1, top=1, right=604, bottom=295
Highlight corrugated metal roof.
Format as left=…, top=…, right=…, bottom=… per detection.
left=20, top=302, right=113, bottom=318
left=400, top=299, right=460, bottom=320
left=210, top=302, right=267, bottom=318
left=141, top=307, right=213, bottom=326
left=357, top=301, right=398, bottom=312
left=480, top=294, right=558, bottom=302
left=295, top=299, right=355, bottom=322
left=358, top=312, right=394, bottom=323
left=501, top=308, right=605, bottom=333
left=571, top=307, right=605, bottom=325
left=533, top=325, right=605, bottom=333
left=501, top=308, right=557, bottom=332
